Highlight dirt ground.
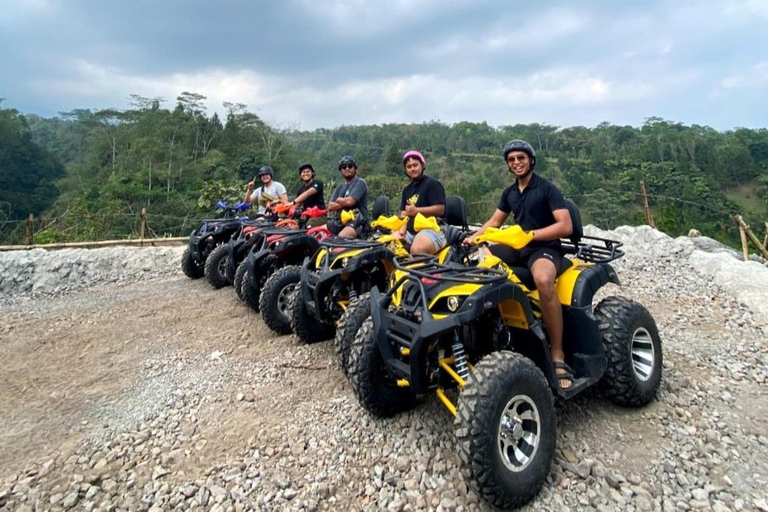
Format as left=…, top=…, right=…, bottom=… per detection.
left=1, top=275, right=766, bottom=510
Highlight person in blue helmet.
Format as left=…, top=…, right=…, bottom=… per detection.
left=468, top=140, right=574, bottom=389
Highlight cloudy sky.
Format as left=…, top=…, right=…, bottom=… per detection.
left=1, top=0, right=766, bottom=130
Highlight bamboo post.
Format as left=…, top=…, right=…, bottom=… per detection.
left=140, top=208, right=147, bottom=246
left=640, top=180, right=655, bottom=228
left=731, top=214, right=768, bottom=260
left=739, top=226, right=750, bottom=261
left=26, top=214, right=34, bottom=245
left=763, top=222, right=767, bottom=250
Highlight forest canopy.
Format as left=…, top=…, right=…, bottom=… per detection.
left=1, top=94, right=766, bottom=248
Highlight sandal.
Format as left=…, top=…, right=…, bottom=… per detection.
left=554, top=361, right=574, bottom=390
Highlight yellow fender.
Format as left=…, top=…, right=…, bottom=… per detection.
left=371, top=215, right=407, bottom=232
left=414, top=213, right=440, bottom=233
left=474, top=225, right=533, bottom=250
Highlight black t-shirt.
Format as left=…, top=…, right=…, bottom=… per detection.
left=296, top=180, right=325, bottom=210
left=400, top=174, right=446, bottom=234
left=497, top=173, right=567, bottom=251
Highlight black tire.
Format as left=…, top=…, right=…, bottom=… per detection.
left=455, top=351, right=556, bottom=509
left=595, top=296, right=663, bottom=407
left=234, top=260, right=249, bottom=301
left=204, top=244, right=231, bottom=289
left=260, top=265, right=302, bottom=335
left=224, top=249, right=239, bottom=284
left=348, top=317, right=415, bottom=417
left=334, top=293, right=371, bottom=375
left=290, top=286, right=335, bottom=344
left=181, top=247, right=204, bottom=279
left=242, top=254, right=278, bottom=312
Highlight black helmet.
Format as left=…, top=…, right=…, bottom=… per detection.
left=258, top=165, right=274, bottom=177
left=338, top=155, right=357, bottom=170
left=502, top=140, right=536, bottom=170
left=298, top=163, right=315, bottom=177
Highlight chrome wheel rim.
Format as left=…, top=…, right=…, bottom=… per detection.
left=277, top=283, right=297, bottom=318
left=631, top=327, right=655, bottom=381
left=498, top=394, right=540, bottom=473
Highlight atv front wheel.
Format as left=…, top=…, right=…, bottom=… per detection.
left=204, top=244, right=231, bottom=289
left=181, top=248, right=204, bottom=279
left=242, top=254, right=277, bottom=312
left=290, top=288, right=335, bottom=344
left=348, top=317, right=415, bottom=417
left=335, top=293, right=371, bottom=375
left=234, top=260, right=249, bottom=301
left=455, top=351, right=556, bottom=509
left=595, top=296, right=662, bottom=406
left=260, top=265, right=302, bottom=335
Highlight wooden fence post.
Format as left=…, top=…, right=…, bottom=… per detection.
left=731, top=214, right=768, bottom=261
left=763, top=222, right=768, bottom=250
left=640, top=180, right=655, bottom=228
left=26, top=214, right=34, bottom=245
left=140, top=208, right=147, bottom=246
left=739, top=226, right=750, bottom=261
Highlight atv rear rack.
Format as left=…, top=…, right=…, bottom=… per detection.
left=320, top=237, right=383, bottom=250
left=562, top=235, right=624, bottom=263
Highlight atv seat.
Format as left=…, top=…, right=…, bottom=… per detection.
left=510, top=258, right=573, bottom=291
left=442, top=196, right=469, bottom=246
left=372, top=195, right=391, bottom=219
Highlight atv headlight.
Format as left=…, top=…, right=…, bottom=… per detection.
left=431, top=295, right=466, bottom=314
left=341, top=257, right=350, bottom=268
left=447, top=296, right=461, bottom=312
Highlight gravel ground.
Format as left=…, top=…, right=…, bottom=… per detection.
left=0, top=227, right=766, bottom=511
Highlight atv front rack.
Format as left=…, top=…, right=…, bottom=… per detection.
left=320, top=237, right=383, bottom=250
left=393, top=254, right=507, bottom=285
left=562, top=235, right=624, bottom=263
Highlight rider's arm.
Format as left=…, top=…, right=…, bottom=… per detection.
left=473, top=209, right=509, bottom=237
left=530, top=208, right=572, bottom=241
left=293, top=186, right=318, bottom=206
left=244, top=182, right=255, bottom=204
left=412, top=203, right=444, bottom=217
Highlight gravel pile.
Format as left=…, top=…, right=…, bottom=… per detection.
left=0, top=245, right=186, bottom=305
left=1, top=226, right=767, bottom=511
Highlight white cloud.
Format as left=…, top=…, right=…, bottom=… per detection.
left=720, top=62, right=768, bottom=89
left=483, top=8, right=590, bottom=51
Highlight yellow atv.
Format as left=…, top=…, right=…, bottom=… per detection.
left=348, top=202, right=662, bottom=509
left=291, top=196, right=472, bottom=375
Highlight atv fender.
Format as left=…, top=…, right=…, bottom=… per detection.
left=570, top=263, right=620, bottom=308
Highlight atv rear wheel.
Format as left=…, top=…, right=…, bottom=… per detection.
left=348, top=317, right=415, bottom=417
left=595, top=296, right=662, bottom=407
left=455, top=351, right=556, bottom=509
left=290, top=288, right=335, bottom=344
left=335, top=293, right=371, bottom=376
left=260, top=265, right=302, bottom=335
left=234, top=260, right=249, bottom=301
left=204, top=244, right=231, bottom=289
left=242, top=254, right=277, bottom=312
left=181, top=248, right=204, bottom=279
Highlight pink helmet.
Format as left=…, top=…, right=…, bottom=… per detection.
left=402, top=150, right=426, bottom=169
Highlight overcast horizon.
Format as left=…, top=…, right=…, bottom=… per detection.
left=1, top=0, right=767, bottom=131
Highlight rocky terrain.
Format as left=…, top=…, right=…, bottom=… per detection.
left=0, top=226, right=766, bottom=511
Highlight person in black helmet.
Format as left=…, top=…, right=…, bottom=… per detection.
left=467, top=140, right=574, bottom=389
left=243, top=165, right=288, bottom=215
left=290, top=163, right=326, bottom=227
left=327, top=155, right=368, bottom=238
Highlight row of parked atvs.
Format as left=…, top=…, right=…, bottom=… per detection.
left=180, top=196, right=663, bottom=509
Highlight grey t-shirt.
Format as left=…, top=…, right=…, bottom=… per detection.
left=249, top=181, right=288, bottom=214
left=330, top=177, right=368, bottom=220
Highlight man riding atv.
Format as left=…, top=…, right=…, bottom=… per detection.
left=326, top=155, right=368, bottom=238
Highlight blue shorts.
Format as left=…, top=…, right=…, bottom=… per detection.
left=405, top=229, right=447, bottom=253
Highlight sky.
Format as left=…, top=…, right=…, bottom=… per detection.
left=1, top=0, right=767, bottom=131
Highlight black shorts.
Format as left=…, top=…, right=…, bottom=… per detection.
left=488, top=245, right=564, bottom=272
left=327, top=219, right=366, bottom=237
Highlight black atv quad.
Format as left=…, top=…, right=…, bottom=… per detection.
left=348, top=201, right=662, bottom=509
left=181, top=201, right=250, bottom=279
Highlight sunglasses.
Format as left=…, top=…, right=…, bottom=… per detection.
left=340, top=164, right=355, bottom=170
left=507, top=155, right=528, bottom=163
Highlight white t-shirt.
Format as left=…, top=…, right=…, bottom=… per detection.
left=249, top=181, right=287, bottom=214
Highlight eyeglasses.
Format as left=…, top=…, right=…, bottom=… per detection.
left=340, top=164, right=355, bottom=170
left=507, top=155, right=528, bottom=163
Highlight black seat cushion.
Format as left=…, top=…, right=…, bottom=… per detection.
left=444, top=196, right=468, bottom=228
left=372, top=195, right=391, bottom=218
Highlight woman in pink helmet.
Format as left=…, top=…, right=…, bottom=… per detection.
left=393, top=150, right=447, bottom=255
